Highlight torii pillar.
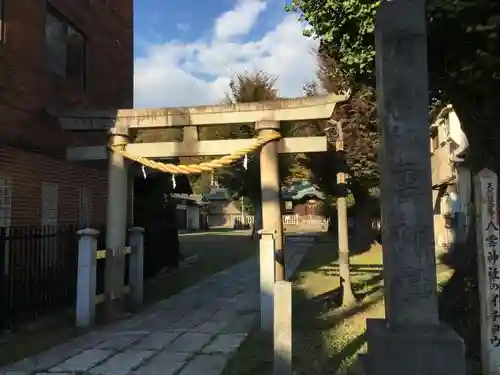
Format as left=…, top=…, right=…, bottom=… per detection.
left=105, top=127, right=129, bottom=317
left=257, top=120, right=285, bottom=280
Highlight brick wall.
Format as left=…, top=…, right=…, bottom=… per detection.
left=0, top=145, right=134, bottom=227
left=0, top=0, right=133, bottom=153
left=0, top=0, right=133, bottom=226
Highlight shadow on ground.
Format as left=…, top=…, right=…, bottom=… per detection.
left=222, top=229, right=385, bottom=375
left=437, top=236, right=481, bottom=374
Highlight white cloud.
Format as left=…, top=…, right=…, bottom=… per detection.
left=134, top=6, right=319, bottom=108
left=176, top=23, right=190, bottom=32
left=214, top=0, right=267, bottom=40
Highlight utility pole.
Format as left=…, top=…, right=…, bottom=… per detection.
left=332, top=121, right=356, bottom=306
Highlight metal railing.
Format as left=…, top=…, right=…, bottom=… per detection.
left=0, top=223, right=179, bottom=329
left=0, top=224, right=80, bottom=329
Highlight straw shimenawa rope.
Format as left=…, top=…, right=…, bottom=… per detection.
left=109, top=130, right=281, bottom=175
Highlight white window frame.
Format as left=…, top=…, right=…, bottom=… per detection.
left=45, top=6, right=87, bottom=87
left=78, top=186, right=92, bottom=228
left=0, top=176, right=12, bottom=276
left=41, top=182, right=58, bottom=226
left=0, top=176, right=12, bottom=228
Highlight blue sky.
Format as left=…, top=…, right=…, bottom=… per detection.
left=133, top=0, right=318, bottom=108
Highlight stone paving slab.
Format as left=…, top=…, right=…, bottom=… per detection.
left=129, top=351, right=191, bottom=375
left=1, top=332, right=110, bottom=374
left=0, top=236, right=313, bottom=375
left=178, top=354, right=230, bottom=375
left=50, top=349, right=114, bottom=373
left=193, top=321, right=227, bottom=334
left=221, top=313, right=257, bottom=334
left=88, top=350, right=155, bottom=375
left=133, top=332, right=182, bottom=351
left=96, top=332, right=148, bottom=351
left=167, top=332, right=213, bottom=352
left=202, top=333, right=247, bottom=354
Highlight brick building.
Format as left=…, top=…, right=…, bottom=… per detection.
left=0, top=0, right=133, bottom=226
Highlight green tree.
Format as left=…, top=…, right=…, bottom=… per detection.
left=296, top=52, right=379, bottom=241
left=286, top=0, right=500, bottom=359
left=215, top=71, right=296, bottom=235
left=188, top=170, right=212, bottom=195
left=299, top=52, right=379, bottom=306
left=286, top=0, right=500, bottom=171
left=302, top=53, right=379, bottom=194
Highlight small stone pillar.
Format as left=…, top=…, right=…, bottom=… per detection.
left=274, top=280, right=292, bottom=375
left=128, top=227, right=145, bottom=311
left=259, top=229, right=276, bottom=331
left=76, top=228, right=99, bottom=328
left=257, top=120, right=285, bottom=281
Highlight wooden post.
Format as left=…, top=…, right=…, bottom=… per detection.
left=474, top=168, right=500, bottom=375
left=257, top=120, right=285, bottom=281
left=335, top=121, right=355, bottom=305
left=105, top=127, right=129, bottom=318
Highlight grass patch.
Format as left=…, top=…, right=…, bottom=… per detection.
left=0, top=230, right=257, bottom=366
left=222, top=234, right=453, bottom=375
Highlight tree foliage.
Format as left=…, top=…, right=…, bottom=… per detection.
left=215, top=71, right=295, bottom=203
left=143, top=71, right=305, bottom=202
left=286, top=0, right=500, bottom=170
left=426, top=0, right=500, bottom=170
left=286, top=0, right=379, bottom=86
left=299, top=52, right=379, bottom=198
left=286, top=0, right=500, bottom=361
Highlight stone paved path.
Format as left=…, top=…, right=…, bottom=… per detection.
left=1, top=234, right=316, bottom=375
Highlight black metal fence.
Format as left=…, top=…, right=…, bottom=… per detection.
left=0, top=224, right=80, bottom=329
left=0, top=223, right=179, bottom=330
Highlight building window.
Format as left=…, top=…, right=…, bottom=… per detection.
left=78, top=187, right=92, bottom=228
left=0, top=0, right=5, bottom=43
left=45, top=7, right=86, bottom=87
left=0, top=176, right=12, bottom=227
left=41, top=182, right=58, bottom=226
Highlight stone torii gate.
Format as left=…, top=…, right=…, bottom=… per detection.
left=59, top=93, right=346, bottom=312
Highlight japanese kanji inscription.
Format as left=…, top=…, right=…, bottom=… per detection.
left=475, top=168, right=500, bottom=375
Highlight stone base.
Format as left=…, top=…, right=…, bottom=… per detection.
left=364, top=319, right=466, bottom=375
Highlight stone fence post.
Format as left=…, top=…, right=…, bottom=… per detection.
left=259, top=229, right=276, bottom=331
left=128, top=227, right=145, bottom=311
left=76, top=228, right=99, bottom=328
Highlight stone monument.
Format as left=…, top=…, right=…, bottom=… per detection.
left=474, top=169, right=500, bottom=375
left=363, top=1, right=466, bottom=374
